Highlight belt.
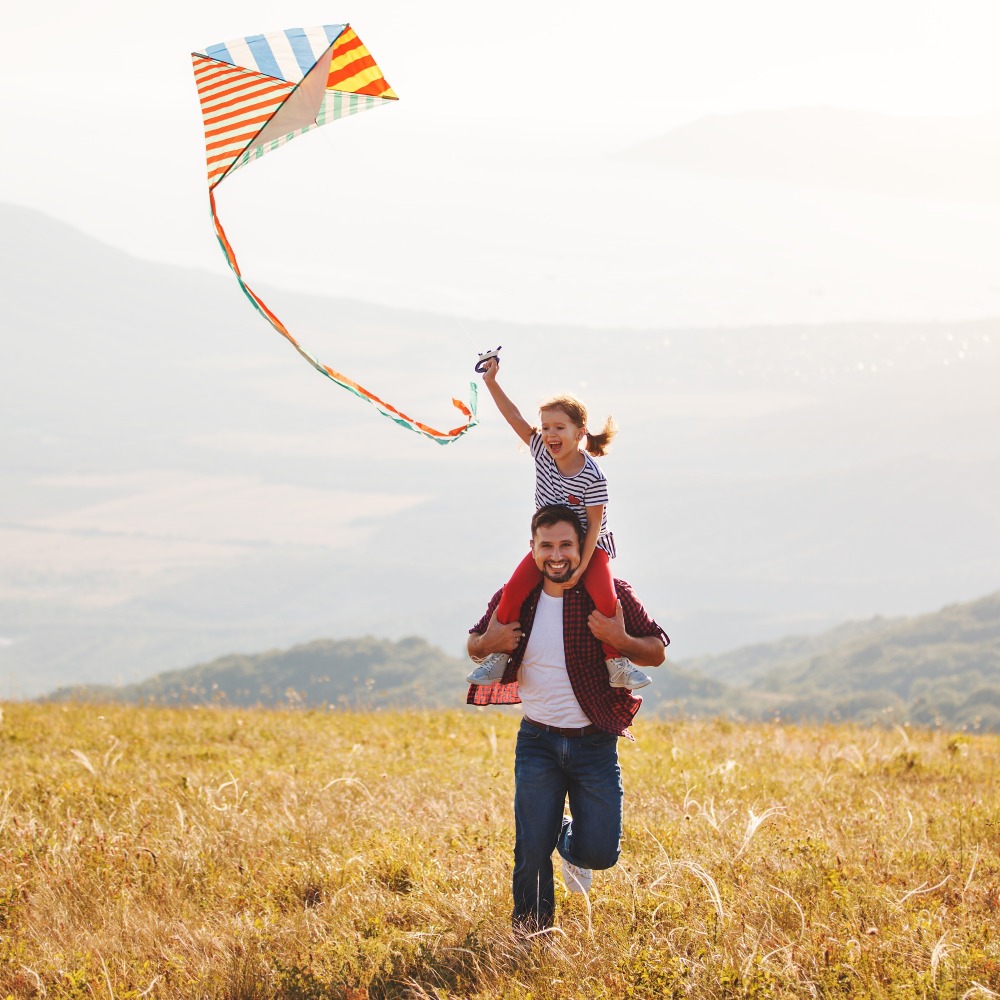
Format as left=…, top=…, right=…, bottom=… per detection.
left=523, top=716, right=600, bottom=738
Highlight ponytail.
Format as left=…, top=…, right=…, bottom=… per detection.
left=584, top=415, right=618, bottom=457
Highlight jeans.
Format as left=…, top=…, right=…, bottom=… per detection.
left=512, top=719, right=623, bottom=931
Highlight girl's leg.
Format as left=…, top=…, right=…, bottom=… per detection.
left=496, top=551, right=543, bottom=625
left=467, top=552, right=541, bottom=685
left=582, top=549, right=621, bottom=659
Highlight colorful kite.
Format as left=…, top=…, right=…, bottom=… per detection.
left=192, top=25, right=477, bottom=444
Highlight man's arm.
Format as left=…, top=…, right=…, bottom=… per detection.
left=467, top=610, right=522, bottom=662
left=588, top=601, right=667, bottom=668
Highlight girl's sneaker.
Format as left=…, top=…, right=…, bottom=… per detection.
left=606, top=656, right=651, bottom=689
left=467, top=652, right=510, bottom=685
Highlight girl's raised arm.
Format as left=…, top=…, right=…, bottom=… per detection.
left=481, top=359, right=532, bottom=445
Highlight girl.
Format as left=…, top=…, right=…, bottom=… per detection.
left=467, top=358, right=651, bottom=690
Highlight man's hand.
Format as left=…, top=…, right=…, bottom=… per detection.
left=468, top=610, right=521, bottom=661
left=588, top=601, right=667, bottom=668
left=587, top=600, right=629, bottom=648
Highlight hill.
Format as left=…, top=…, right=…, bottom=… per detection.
left=680, top=613, right=898, bottom=686
left=42, top=589, right=1000, bottom=731
left=681, top=590, right=1000, bottom=729
left=752, top=591, right=1000, bottom=729
left=44, top=636, right=472, bottom=710
left=45, top=630, right=730, bottom=715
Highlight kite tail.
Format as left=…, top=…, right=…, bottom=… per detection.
left=208, top=190, right=478, bottom=445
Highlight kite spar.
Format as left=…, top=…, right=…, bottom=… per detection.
left=192, top=25, right=477, bottom=444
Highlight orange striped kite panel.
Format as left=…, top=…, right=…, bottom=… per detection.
left=193, top=54, right=296, bottom=187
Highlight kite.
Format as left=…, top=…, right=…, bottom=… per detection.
left=191, top=25, right=477, bottom=444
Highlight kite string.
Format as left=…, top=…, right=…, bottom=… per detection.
left=208, top=189, right=478, bottom=444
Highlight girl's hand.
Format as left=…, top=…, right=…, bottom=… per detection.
left=562, top=566, right=586, bottom=591
left=481, top=357, right=499, bottom=384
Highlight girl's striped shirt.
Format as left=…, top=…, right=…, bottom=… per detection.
left=530, top=432, right=616, bottom=557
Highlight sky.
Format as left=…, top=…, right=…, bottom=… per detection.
left=3, top=1, right=1000, bottom=693
left=4, top=0, right=1000, bottom=327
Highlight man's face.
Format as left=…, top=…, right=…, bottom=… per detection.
left=530, top=520, right=581, bottom=584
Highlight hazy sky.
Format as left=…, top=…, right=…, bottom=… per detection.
left=4, top=2, right=1000, bottom=693
left=5, top=0, right=1000, bottom=325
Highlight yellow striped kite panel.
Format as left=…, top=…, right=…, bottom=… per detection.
left=328, top=27, right=397, bottom=98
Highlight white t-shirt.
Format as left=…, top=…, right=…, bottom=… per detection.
left=517, top=591, right=592, bottom=728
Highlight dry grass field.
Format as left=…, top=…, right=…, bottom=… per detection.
left=1, top=702, right=999, bottom=999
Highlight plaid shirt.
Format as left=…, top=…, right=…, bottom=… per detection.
left=466, top=578, right=669, bottom=736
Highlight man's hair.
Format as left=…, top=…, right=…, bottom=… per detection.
left=531, top=504, right=585, bottom=548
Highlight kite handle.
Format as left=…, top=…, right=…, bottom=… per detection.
left=475, top=346, right=502, bottom=373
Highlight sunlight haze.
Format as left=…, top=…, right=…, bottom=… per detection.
left=5, top=0, right=1000, bottom=325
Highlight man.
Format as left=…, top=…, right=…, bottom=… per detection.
left=467, top=504, right=669, bottom=933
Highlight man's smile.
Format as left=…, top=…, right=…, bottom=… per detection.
left=542, top=556, right=576, bottom=583
left=531, top=520, right=582, bottom=589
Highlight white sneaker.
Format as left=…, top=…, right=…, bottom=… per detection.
left=606, top=656, right=651, bottom=689
left=467, top=651, right=510, bottom=685
left=561, top=858, right=593, bottom=893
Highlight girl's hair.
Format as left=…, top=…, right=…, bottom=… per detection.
left=538, top=393, right=618, bottom=457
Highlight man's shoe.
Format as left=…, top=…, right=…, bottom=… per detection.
left=467, top=652, right=510, bottom=685
left=561, top=857, right=593, bottom=893
left=606, top=656, right=651, bottom=689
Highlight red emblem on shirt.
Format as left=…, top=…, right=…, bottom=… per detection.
left=566, top=494, right=580, bottom=505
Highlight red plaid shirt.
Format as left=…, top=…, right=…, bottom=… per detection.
left=466, top=578, right=669, bottom=736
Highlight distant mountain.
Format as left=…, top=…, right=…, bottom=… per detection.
left=752, top=591, right=1000, bottom=729
left=678, top=590, right=1000, bottom=730
left=681, top=613, right=899, bottom=686
left=44, top=636, right=472, bottom=710
left=628, top=107, right=1000, bottom=202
